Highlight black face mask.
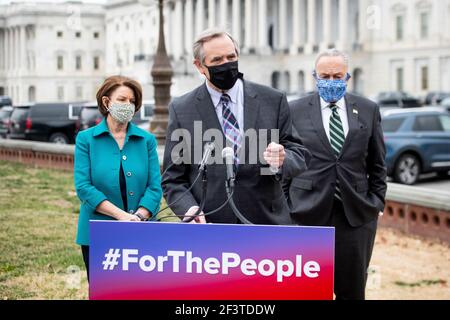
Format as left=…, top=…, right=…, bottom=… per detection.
left=205, top=61, right=242, bottom=91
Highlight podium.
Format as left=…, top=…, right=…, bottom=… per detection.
left=89, top=221, right=334, bottom=300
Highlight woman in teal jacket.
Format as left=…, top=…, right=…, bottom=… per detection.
left=74, top=75, right=163, bottom=280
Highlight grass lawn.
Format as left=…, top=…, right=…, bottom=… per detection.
left=0, top=160, right=177, bottom=300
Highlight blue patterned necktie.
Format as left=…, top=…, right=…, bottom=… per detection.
left=220, top=94, right=241, bottom=164
left=329, top=103, right=345, bottom=201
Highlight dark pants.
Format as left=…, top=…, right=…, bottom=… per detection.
left=81, top=245, right=90, bottom=283
left=326, top=199, right=377, bottom=300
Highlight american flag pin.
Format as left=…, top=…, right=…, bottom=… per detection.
left=353, top=109, right=358, bottom=114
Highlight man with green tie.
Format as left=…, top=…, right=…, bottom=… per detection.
left=285, top=49, right=387, bottom=300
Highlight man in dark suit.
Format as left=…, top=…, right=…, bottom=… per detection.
left=162, top=28, right=309, bottom=225
left=286, top=49, right=387, bottom=300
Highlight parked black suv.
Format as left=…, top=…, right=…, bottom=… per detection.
left=8, top=103, right=83, bottom=144
left=374, top=91, right=422, bottom=109
left=0, top=106, right=13, bottom=138
left=424, top=91, right=450, bottom=105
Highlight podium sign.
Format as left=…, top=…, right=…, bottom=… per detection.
left=90, top=221, right=334, bottom=300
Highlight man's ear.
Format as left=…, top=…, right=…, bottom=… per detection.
left=193, top=59, right=206, bottom=76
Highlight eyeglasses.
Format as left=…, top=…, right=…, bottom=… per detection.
left=312, top=71, right=351, bottom=81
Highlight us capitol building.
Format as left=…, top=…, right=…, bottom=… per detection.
left=1, top=0, right=449, bottom=104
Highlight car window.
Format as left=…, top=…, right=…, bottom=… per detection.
left=0, top=108, right=12, bottom=119
left=382, top=117, right=405, bottom=132
left=80, top=107, right=101, bottom=120
left=69, top=104, right=84, bottom=119
left=10, top=108, right=29, bottom=122
left=141, top=104, right=154, bottom=119
left=30, top=104, right=68, bottom=118
left=0, top=97, right=12, bottom=105
left=413, top=115, right=444, bottom=132
left=379, top=98, right=398, bottom=104
left=439, top=115, right=450, bottom=132
left=442, top=98, right=450, bottom=107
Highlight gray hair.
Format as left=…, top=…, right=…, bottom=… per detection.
left=193, top=28, right=240, bottom=64
left=315, top=48, right=349, bottom=69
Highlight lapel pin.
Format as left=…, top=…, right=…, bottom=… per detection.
left=353, top=109, right=358, bottom=114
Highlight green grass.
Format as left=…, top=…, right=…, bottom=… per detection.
left=0, top=160, right=178, bottom=299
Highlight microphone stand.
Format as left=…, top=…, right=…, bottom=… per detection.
left=159, top=143, right=213, bottom=223
left=225, top=175, right=253, bottom=225
left=183, top=162, right=208, bottom=223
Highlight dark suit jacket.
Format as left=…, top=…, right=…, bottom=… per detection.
left=285, top=93, right=387, bottom=227
left=162, top=80, right=310, bottom=225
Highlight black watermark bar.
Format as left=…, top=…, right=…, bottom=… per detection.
left=0, top=300, right=446, bottom=319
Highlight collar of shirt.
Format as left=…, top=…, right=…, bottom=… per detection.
left=206, top=78, right=242, bottom=109
left=93, top=117, right=145, bottom=138
left=320, top=96, right=346, bottom=112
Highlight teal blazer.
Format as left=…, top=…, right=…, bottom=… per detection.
left=74, top=118, right=162, bottom=245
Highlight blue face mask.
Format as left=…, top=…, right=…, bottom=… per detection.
left=315, top=74, right=350, bottom=103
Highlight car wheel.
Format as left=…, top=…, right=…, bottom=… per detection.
left=49, top=132, right=69, bottom=144
left=394, top=153, right=421, bottom=185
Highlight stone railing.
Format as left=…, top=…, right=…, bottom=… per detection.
left=0, top=139, right=165, bottom=171
left=380, top=183, right=450, bottom=243
left=0, top=139, right=75, bottom=171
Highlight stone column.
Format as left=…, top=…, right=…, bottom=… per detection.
left=0, top=29, right=4, bottom=71
left=320, top=0, right=332, bottom=51
left=231, top=0, right=241, bottom=44
left=15, top=27, right=19, bottom=71
left=164, top=4, right=173, bottom=56
left=219, top=0, right=227, bottom=28
left=185, top=0, right=194, bottom=53
left=10, top=27, right=15, bottom=71
left=244, top=0, right=253, bottom=52
left=305, top=0, right=316, bottom=54
left=173, top=0, right=183, bottom=59
left=5, top=28, right=10, bottom=71
left=258, top=0, right=270, bottom=54
left=359, top=0, right=368, bottom=45
left=278, top=0, right=287, bottom=51
left=338, top=0, right=349, bottom=51
left=208, top=0, right=216, bottom=28
left=290, top=0, right=301, bottom=54
left=20, top=25, right=26, bottom=73
left=195, top=0, right=205, bottom=36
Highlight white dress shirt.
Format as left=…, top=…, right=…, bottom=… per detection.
left=206, top=78, right=244, bottom=135
left=320, top=97, right=349, bottom=142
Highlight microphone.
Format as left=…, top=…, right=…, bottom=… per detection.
left=198, top=142, right=215, bottom=171
left=221, top=147, right=235, bottom=186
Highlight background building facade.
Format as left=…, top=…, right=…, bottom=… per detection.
left=1, top=0, right=449, bottom=103
left=0, top=1, right=105, bottom=103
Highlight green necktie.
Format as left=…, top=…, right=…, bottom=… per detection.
left=329, top=104, right=345, bottom=201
